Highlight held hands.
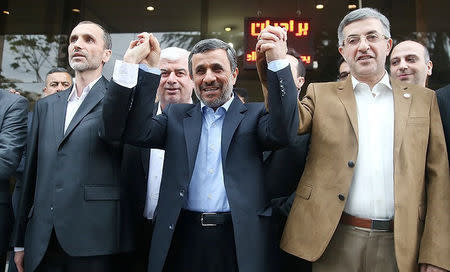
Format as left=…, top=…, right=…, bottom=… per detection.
left=256, top=26, right=288, bottom=63
left=123, top=32, right=161, bottom=67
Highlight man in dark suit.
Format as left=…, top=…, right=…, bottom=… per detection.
left=102, top=27, right=298, bottom=272
left=260, top=50, right=311, bottom=272
left=13, top=21, right=134, bottom=272
left=0, top=90, right=28, bottom=270
left=121, top=46, right=194, bottom=271
left=436, top=84, right=450, bottom=163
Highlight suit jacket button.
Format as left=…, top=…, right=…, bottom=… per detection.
left=338, top=194, right=345, bottom=201
left=347, top=160, right=355, bottom=168
left=169, top=224, right=174, bottom=230
left=179, top=189, right=185, bottom=197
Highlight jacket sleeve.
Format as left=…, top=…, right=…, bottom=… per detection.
left=0, top=96, right=28, bottom=182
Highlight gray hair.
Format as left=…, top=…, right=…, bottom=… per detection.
left=76, top=21, right=112, bottom=50
left=337, top=7, right=391, bottom=46
left=188, top=38, right=237, bottom=76
left=160, top=47, right=190, bottom=62
left=45, top=67, right=72, bottom=85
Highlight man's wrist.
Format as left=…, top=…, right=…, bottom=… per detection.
left=14, top=247, right=24, bottom=252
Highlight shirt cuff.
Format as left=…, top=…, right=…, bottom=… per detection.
left=113, top=60, right=139, bottom=88
left=14, top=247, right=24, bottom=252
left=139, top=63, right=161, bottom=75
left=267, top=59, right=289, bottom=72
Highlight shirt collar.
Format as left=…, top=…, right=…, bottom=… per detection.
left=67, top=76, right=102, bottom=102
left=351, top=71, right=392, bottom=92
left=200, top=93, right=234, bottom=113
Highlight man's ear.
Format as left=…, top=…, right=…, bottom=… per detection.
left=231, top=67, right=239, bottom=85
left=426, top=61, right=433, bottom=76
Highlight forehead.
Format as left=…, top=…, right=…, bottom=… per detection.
left=391, top=41, right=425, bottom=59
left=70, top=24, right=104, bottom=41
left=47, top=72, right=71, bottom=82
left=160, top=57, right=188, bottom=70
left=343, top=17, right=385, bottom=36
left=191, top=49, right=230, bottom=68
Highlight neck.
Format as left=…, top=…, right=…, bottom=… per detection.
left=74, top=68, right=102, bottom=96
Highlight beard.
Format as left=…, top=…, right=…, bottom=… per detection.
left=69, top=52, right=102, bottom=72
left=195, top=77, right=234, bottom=109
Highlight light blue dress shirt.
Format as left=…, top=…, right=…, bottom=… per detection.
left=185, top=96, right=234, bottom=212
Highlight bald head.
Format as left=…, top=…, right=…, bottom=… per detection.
left=390, top=40, right=432, bottom=87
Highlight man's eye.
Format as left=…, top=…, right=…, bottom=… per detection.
left=347, top=37, right=359, bottom=45
left=391, top=60, right=399, bottom=66
left=366, top=34, right=378, bottom=42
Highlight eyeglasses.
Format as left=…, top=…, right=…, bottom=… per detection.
left=343, top=32, right=388, bottom=47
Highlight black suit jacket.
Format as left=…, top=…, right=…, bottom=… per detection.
left=0, top=90, right=28, bottom=254
left=103, top=66, right=298, bottom=272
left=13, top=77, right=134, bottom=272
left=436, top=84, right=450, bottom=163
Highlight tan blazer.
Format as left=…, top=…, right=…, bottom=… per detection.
left=280, top=77, right=450, bottom=271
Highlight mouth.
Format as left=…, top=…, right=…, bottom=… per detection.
left=164, top=88, right=180, bottom=94
left=202, top=86, right=220, bottom=92
left=397, top=73, right=413, bottom=80
left=356, top=55, right=373, bottom=61
left=72, top=52, right=85, bottom=59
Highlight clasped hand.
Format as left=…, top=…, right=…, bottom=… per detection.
left=123, top=32, right=161, bottom=67
left=256, top=25, right=288, bottom=63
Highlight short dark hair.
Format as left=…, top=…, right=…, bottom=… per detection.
left=286, top=48, right=306, bottom=78
left=188, top=38, right=237, bottom=76
left=233, top=87, right=248, bottom=103
left=76, top=21, right=112, bottom=50
left=45, top=67, right=72, bottom=85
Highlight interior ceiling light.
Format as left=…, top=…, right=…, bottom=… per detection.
left=2, top=10, right=10, bottom=15
left=72, top=8, right=80, bottom=13
left=146, top=6, right=155, bottom=11
left=224, top=27, right=232, bottom=32
left=348, top=0, right=358, bottom=9
left=315, top=4, right=324, bottom=9
left=228, top=42, right=234, bottom=48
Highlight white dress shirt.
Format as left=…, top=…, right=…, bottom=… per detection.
left=64, top=76, right=101, bottom=133
left=144, top=104, right=165, bottom=219
left=344, top=72, right=395, bottom=220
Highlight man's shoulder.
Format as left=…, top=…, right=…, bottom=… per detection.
left=0, top=89, right=28, bottom=106
left=436, top=84, right=450, bottom=99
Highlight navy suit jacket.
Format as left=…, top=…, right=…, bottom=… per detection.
left=103, top=66, right=298, bottom=272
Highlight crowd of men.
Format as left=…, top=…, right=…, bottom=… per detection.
left=0, top=7, right=448, bottom=272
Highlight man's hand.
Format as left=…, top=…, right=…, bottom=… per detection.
left=9, top=88, right=21, bottom=96
left=256, top=25, right=288, bottom=63
left=123, top=32, right=151, bottom=64
left=420, top=263, right=447, bottom=272
left=14, top=250, right=25, bottom=272
left=141, top=33, right=161, bottom=68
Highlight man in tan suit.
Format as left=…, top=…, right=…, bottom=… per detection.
left=277, top=8, right=449, bottom=272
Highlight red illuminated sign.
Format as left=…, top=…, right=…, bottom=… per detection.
left=244, top=18, right=314, bottom=69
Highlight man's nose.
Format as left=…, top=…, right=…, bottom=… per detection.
left=357, top=37, right=370, bottom=52
left=167, top=72, right=177, bottom=84
left=398, top=59, right=408, bottom=70
left=203, top=69, right=216, bottom=84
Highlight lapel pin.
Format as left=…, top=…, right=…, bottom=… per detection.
left=403, top=93, right=411, bottom=98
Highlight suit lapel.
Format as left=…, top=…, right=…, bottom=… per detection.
left=183, top=104, right=202, bottom=178
left=53, top=89, right=70, bottom=147
left=391, top=78, right=411, bottom=160
left=336, top=77, right=359, bottom=143
left=59, top=77, right=107, bottom=147
left=221, top=97, right=246, bottom=164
